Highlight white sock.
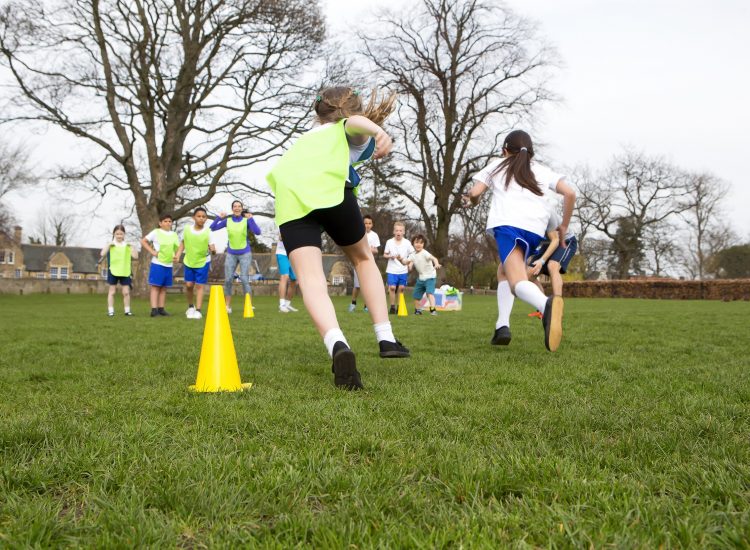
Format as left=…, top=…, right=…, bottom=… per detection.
left=284, top=299, right=291, bottom=306
left=374, top=321, right=396, bottom=343
left=108, top=306, right=114, bottom=314
left=514, top=280, right=548, bottom=313
left=323, top=328, right=348, bottom=357
left=496, top=281, right=514, bottom=329
left=124, top=307, right=131, bottom=313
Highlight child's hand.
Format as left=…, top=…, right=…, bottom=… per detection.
left=461, top=195, right=473, bottom=208
left=558, top=225, right=568, bottom=248
left=434, top=263, right=442, bottom=270
left=372, top=129, right=393, bottom=160
left=530, top=260, right=543, bottom=276
left=173, top=254, right=180, bottom=263
left=219, top=211, right=227, bottom=219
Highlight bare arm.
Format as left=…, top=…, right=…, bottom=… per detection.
left=100, top=243, right=111, bottom=258
left=175, top=242, right=185, bottom=263
left=344, top=115, right=392, bottom=159
left=555, top=179, right=576, bottom=246
left=529, top=230, right=560, bottom=276
left=140, top=237, right=157, bottom=257
left=462, top=181, right=489, bottom=206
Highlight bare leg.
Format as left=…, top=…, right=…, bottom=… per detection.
left=548, top=262, right=563, bottom=296
left=122, top=285, right=131, bottom=310
left=149, top=286, right=159, bottom=308
left=107, top=285, right=116, bottom=309
left=195, top=284, right=205, bottom=310
left=286, top=279, right=296, bottom=301
left=352, top=286, right=360, bottom=301
left=289, top=246, right=339, bottom=337
left=279, top=274, right=288, bottom=302
left=342, top=236, right=388, bottom=325
left=427, top=293, right=436, bottom=308
left=158, top=287, right=167, bottom=308
left=388, top=285, right=396, bottom=307
left=413, top=298, right=420, bottom=311
left=185, top=282, right=195, bottom=306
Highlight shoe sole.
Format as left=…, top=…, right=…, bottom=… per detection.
left=545, top=296, right=564, bottom=352
left=333, top=349, right=363, bottom=390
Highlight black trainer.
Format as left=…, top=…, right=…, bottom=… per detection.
left=124, top=311, right=134, bottom=316
left=150, top=309, right=159, bottom=317
left=379, top=340, right=410, bottom=358
left=158, top=308, right=170, bottom=316
left=414, top=309, right=423, bottom=315
left=389, top=305, right=397, bottom=315
left=332, top=342, right=363, bottom=390
left=491, top=326, right=512, bottom=345
left=542, top=296, right=564, bottom=352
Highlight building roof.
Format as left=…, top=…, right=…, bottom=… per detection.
left=21, top=244, right=101, bottom=273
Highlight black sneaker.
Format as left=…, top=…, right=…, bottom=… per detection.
left=124, top=311, right=134, bottom=316
left=491, top=326, right=512, bottom=345
left=332, top=342, right=363, bottom=390
left=389, top=305, right=397, bottom=315
left=414, top=309, right=423, bottom=315
left=542, top=296, right=564, bottom=352
left=150, top=309, right=159, bottom=317
left=158, top=308, right=170, bottom=316
left=379, top=340, right=410, bottom=358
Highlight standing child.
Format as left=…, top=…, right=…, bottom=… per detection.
left=101, top=224, right=137, bottom=316
left=175, top=207, right=215, bottom=319
left=140, top=213, right=180, bottom=317
left=400, top=234, right=441, bottom=315
left=275, top=237, right=299, bottom=313
left=463, top=130, right=576, bottom=351
left=209, top=200, right=262, bottom=314
left=266, top=86, right=410, bottom=390
left=383, top=221, right=414, bottom=315
left=348, top=214, right=380, bottom=312
left=401, top=235, right=440, bottom=315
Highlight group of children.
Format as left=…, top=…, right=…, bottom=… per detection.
left=103, top=86, right=577, bottom=391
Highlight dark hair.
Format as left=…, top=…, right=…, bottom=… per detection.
left=112, top=224, right=126, bottom=236
left=490, top=130, right=543, bottom=196
left=231, top=200, right=242, bottom=208
left=363, top=214, right=373, bottom=221
left=412, top=234, right=426, bottom=245
left=159, top=213, right=173, bottom=222
left=314, top=87, right=396, bottom=127
left=193, top=207, right=207, bottom=215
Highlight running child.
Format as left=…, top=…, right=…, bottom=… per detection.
left=399, top=234, right=441, bottom=315
left=383, top=221, right=414, bottom=315
left=463, top=130, right=576, bottom=351
left=266, top=86, right=410, bottom=390
left=175, top=207, right=215, bottom=319
left=275, top=237, right=299, bottom=313
left=528, top=207, right=578, bottom=298
left=140, top=213, right=180, bottom=317
left=100, top=224, right=137, bottom=317
left=348, top=214, right=380, bottom=312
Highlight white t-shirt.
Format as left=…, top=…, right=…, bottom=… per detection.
left=473, top=160, right=564, bottom=237
left=366, top=230, right=381, bottom=252
left=180, top=225, right=212, bottom=263
left=384, top=238, right=414, bottom=275
left=276, top=240, right=287, bottom=256
left=406, top=249, right=436, bottom=280
left=144, top=229, right=178, bottom=267
left=545, top=210, right=575, bottom=240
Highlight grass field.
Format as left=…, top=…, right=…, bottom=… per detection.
left=0, top=292, right=748, bottom=547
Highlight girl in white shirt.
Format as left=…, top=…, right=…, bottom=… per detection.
left=463, top=130, right=576, bottom=352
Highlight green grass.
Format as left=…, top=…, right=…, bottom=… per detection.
left=0, top=293, right=748, bottom=547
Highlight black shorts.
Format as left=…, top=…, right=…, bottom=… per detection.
left=530, top=236, right=578, bottom=275
left=280, top=189, right=366, bottom=255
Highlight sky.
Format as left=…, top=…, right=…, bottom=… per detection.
left=4, top=0, right=750, bottom=246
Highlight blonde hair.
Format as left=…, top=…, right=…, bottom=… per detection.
left=393, top=221, right=405, bottom=229
left=314, top=87, right=396, bottom=127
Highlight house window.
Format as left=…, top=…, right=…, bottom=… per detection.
left=331, top=275, right=345, bottom=286
left=15, top=269, right=21, bottom=278
left=60, top=267, right=69, bottom=280
left=73, top=274, right=82, bottom=280
left=0, top=250, right=4, bottom=263
left=6, top=252, right=13, bottom=264
left=50, top=267, right=59, bottom=279
left=36, top=272, right=45, bottom=279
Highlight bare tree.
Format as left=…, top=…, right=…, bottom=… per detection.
left=357, top=0, right=555, bottom=257
left=30, top=209, right=80, bottom=246
left=576, top=151, right=690, bottom=279
left=643, top=221, right=680, bottom=277
left=0, top=0, right=324, bottom=288
left=0, top=140, right=33, bottom=199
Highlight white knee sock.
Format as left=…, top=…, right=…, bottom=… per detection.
left=373, top=321, right=396, bottom=343
left=496, top=280, right=514, bottom=329
left=323, top=328, right=348, bottom=357
left=514, top=280, right=548, bottom=313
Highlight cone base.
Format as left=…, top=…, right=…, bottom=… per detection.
left=189, top=382, right=253, bottom=393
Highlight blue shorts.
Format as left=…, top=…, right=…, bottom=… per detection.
left=531, top=236, right=578, bottom=275
left=184, top=263, right=210, bottom=284
left=413, top=277, right=436, bottom=300
left=148, top=263, right=173, bottom=287
left=107, top=271, right=131, bottom=287
left=387, top=272, right=408, bottom=288
left=493, top=226, right=543, bottom=264
left=276, top=254, right=296, bottom=281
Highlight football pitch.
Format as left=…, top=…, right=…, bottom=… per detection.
left=0, top=293, right=748, bottom=547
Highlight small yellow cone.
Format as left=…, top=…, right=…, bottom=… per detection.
left=243, top=293, right=254, bottom=318
left=397, top=291, right=408, bottom=316
left=189, top=285, right=252, bottom=392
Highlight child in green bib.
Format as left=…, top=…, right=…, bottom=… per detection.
left=100, top=224, right=138, bottom=317
left=140, top=213, right=180, bottom=317
left=266, top=87, right=410, bottom=390
left=175, top=207, right=215, bottom=319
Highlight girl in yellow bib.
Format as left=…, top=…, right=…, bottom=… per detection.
left=100, top=224, right=137, bottom=316
left=266, top=87, right=410, bottom=390
left=175, top=207, right=215, bottom=319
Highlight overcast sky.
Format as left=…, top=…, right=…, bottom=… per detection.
left=5, top=0, right=750, bottom=245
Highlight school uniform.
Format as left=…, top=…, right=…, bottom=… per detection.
left=144, top=228, right=179, bottom=287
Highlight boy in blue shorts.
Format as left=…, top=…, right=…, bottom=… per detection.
left=141, top=213, right=179, bottom=317
left=528, top=209, right=578, bottom=297
left=176, top=207, right=214, bottom=319
left=383, top=221, right=414, bottom=314
left=400, top=234, right=441, bottom=315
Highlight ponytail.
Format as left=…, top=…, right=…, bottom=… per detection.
left=490, top=130, right=543, bottom=196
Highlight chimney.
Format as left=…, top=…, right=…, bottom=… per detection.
left=13, top=225, right=22, bottom=244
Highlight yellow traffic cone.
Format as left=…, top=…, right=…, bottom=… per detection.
left=189, top=285, right=252, bottom=392
left=397, top=291, right=408, bottom=316
left=243, top=293, right=254, bottom=318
